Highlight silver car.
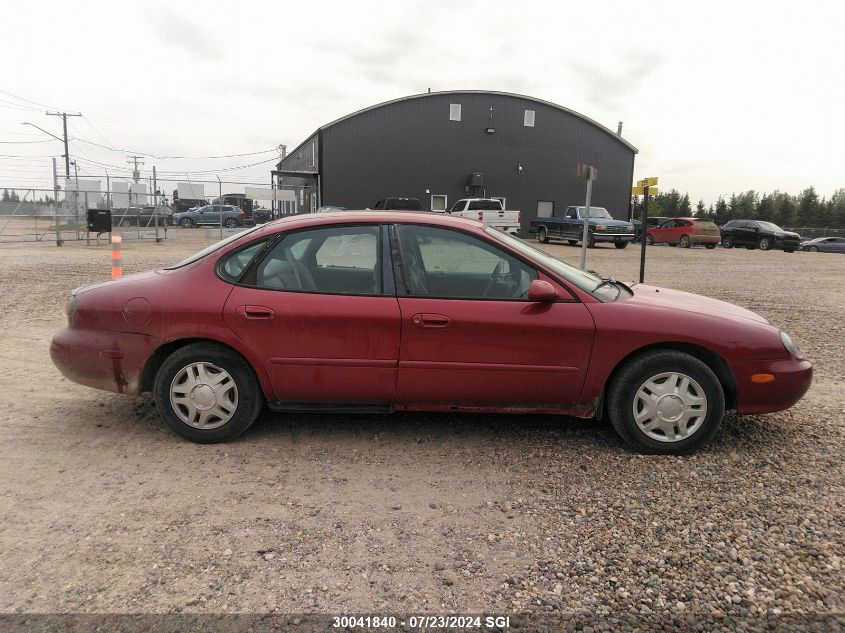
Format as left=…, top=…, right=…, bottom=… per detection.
left=173, top=205, right=243, bottom=228
left=800, top=236, right=845, bottom=253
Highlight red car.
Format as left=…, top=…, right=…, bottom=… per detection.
left=50, top=212, right=811, bottom=454
left=646, top=217, right=721, bottom=248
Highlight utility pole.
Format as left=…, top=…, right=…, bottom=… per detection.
left=127, top=156, right=144, bottom=183
left=576, top=163, right=597, bottom=270
left=46, top=111, right=82, bottom=179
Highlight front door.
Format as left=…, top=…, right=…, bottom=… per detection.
left=391, top=223, right=594, bottom=407
left=223, top=224, right=400, bottom=403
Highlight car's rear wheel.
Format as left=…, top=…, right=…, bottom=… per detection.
left=722, top=235, right=733, bottom=248
left=120, top=218, right=132, bottom=228
left=225, top=218, right=238, bottom=228
left=759, top=236, right=772, bottom=251
left=537, top=227, right=548, bottom=243
left=154, top=343, right=263, bottom=443
left=180, top=218, right=194, bottom=228
left=607, top=350, right=725, bottom=454
left=705, top=243, right=716, bottom=250
left=645, top=234, right=654, bottom=245
left=614, top=241, right=628, bottom=249
left=680, top=234, right=691, bottom=248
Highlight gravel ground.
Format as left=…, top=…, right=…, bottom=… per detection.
left=0, top=235, right=842, bottom=631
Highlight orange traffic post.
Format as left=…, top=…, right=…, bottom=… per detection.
left=111, top=235, right=122, bottom=279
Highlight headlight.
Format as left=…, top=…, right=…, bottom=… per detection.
left=627, top=225, right=635, bottom=232
left=595, top=224, right=607, bottom=231
left=780, top=331, right=800, bottom=357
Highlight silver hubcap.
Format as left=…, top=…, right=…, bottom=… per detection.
left=633, top=372, right=707, bottom=443
left=170, top=362, right=238, bottom=429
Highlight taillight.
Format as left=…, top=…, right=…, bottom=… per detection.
left=239, top=210, right=244, bottom=216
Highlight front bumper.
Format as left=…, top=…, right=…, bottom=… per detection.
left=50, top=327, right=159, bottom=395
left=594, top=232, right=635, bottom=243
left=732, top=357, right=813, bottom=414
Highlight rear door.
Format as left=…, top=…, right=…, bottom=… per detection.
left=391, top=223, right=595, bottom=407
left=223, top=223, right=401, bottom=403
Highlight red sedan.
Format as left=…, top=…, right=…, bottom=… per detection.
left=50, top=212, right=811, bottom=454
left=646, top=217, right=721, bottom=248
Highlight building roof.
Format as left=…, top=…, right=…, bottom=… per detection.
left=278, top=90, right=638, bottom=168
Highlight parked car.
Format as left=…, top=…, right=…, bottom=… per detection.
left=632, top=216, right=670, bottom=241
left=252, top=207, right=272, bottom=224
left=646, top=217, right=720, bottom=249
left=172, top=204, right=244, bottom=228
left=317, top=205, right=347, bottom=213
left=111, top=206, right=174, bottom=227
left=447, top=198, right=521, bottom=235
left=373, top=198, right=422, bottom=210
left=530, top=206, right=636, bottom=248
left=799, top=236, right=845, bottom=253
left=50, top=212, right=811, bottom=455
left=720, top=220, right=800, bottom=252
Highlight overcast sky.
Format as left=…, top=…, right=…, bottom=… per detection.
left=2, top=0, right=843, bottom=206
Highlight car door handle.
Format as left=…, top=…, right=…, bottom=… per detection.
left=238, top=305, right=275, bottom=321
left=411, top=313, right=451, bottom=328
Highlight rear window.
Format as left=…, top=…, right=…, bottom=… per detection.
left=467, top=200, right=502, bottom=211
left=693, top=220, right=718, bottom=228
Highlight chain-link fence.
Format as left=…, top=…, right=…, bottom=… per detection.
left=0, top=176, right=311, bottom=245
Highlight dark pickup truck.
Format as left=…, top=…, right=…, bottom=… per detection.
left=529, top=206, right=636, bottom=249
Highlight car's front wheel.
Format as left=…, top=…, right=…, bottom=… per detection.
left=607, top=350, right=725, bottom=454
left=808, top=246, right=818, bottom=252
left=154, top=342, right=263, bottom=443
left=614, top=241, right=628, bottom=249
left=645, top=234, right=654, bottom=245
left=180, top=218, right=194, bottom=228
left=722, top=235, right=733, bottom=248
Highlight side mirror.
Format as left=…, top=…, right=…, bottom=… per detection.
left=528, top=279, right=557, bottom=302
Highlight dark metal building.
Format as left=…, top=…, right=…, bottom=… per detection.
left=272, top=90, right=637, bottom=229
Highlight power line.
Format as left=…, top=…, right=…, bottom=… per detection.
left=0, top=88, right=73, bottom=112
left=71, top=136, right=279, bottom=160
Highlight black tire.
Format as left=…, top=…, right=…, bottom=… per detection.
left=180, top=217, right=195, bottom=228
left=224, top=218, right=238, bottom=228
left=759, top=236, right=771, bottom=251
left=537, top=227, right=549, bottom=244
left=722, top=235, right=733, bottom=248
left=120, top=218, right=132, bottom=228
left=567, top=240, right=578, bottom=246
left=680, top=234, right=691, bottom=248
left=614, top=241, right=628, bottom=249
left=705, top=243, right=716, bottom=250
left=153, top=342, right=264, bottom=443
left=606, top=350, right=725, bottom=455
left=784, top=249, right=796, bottom=253
left=587, top=231, right=596, bottom=248
left=645, top=234, right=655, bottom=245
left=808, top=246, right=818, bottom=252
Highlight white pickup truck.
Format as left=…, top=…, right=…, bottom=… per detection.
left=446, top=198, right=521, bottom=235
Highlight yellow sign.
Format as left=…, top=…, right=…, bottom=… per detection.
left=636, top=177, right=658, bottom=187
left=632, top=186, right=659, bottom=196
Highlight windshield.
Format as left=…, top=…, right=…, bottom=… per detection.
left=165, top=226, right=261, bottom=269
left=578, top=207, right=612, bottom=219
left=484, top=227, right=621, bottom=300
left=757, top=221, right=784, bottom=232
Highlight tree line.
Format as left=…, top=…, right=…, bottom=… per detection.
left=633, top=187, right=845, bottom=229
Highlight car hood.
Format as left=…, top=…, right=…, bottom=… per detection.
left=627, top=284, right=770, bottom=324
left=775, top=231, right=800, bottom=239
left=586, top=218, right=632, bottom=226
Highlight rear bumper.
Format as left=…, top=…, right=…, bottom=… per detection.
left=690, top=234, right=721, bottom=244
left=732, top=357, right=813, bottom=414
left=50, top=327, right=159, bottom=395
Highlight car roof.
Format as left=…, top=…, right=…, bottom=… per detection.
left=251, top=210, right=485, bottom=239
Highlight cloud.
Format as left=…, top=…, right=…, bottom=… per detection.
left=567, top=49, right=667, bottom=111
left=144, top=6, right=223, bottom=61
